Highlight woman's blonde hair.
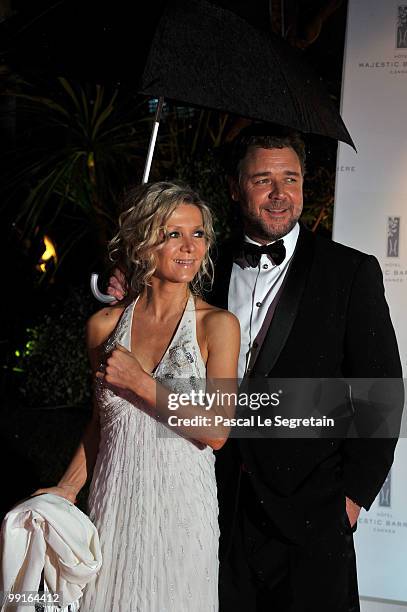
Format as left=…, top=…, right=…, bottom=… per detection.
left=108, top=181, right=215, bottom=298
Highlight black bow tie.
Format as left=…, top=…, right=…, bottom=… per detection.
left=241, top=240, right=286, bottom=268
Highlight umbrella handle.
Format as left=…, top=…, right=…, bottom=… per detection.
left=142, top=96, right=164, bottom=183
left=92, top=97, right=164, bottom=303
left=90, top=273, right=116, bottom=303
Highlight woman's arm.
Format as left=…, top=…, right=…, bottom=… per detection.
left=99, top=309, right=240, bottom=450
left=33, top=407, right=100, bottom=503
left=33, top=307, right=123, bottom=502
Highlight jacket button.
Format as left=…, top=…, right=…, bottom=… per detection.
left=241, top=463, right=252, bottom=474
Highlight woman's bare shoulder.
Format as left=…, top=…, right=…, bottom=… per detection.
left=195, top=297, right=240, bottom=332
left=86, top=304, right=127, bottom=349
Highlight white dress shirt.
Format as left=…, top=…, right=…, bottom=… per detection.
left=228, top=223, right=300, bottom=379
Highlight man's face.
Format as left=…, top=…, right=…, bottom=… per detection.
left=230, top=145, right=304, bottom=243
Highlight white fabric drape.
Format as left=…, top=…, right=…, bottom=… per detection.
left=0, top=493, right=102, bottom=612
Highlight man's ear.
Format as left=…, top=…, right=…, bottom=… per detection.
left=227, top=176, right=239, bottom=202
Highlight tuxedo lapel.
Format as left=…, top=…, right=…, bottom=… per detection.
left=250, top=225, right=315, bottom=376
left=210, top=242, right=236, bottom=309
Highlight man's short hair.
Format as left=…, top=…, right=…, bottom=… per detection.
left=227, top=123, right=306, bottom=177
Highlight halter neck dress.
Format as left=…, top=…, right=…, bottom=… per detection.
left=80, top=295, right=219, bottom=612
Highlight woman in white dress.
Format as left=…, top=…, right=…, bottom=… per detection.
left=35, top=182, right=240, bottom=611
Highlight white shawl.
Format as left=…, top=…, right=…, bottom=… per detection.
left=0, top=494, right=102, bottom=612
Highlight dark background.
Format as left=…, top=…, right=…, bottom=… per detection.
left=1, top=1, right=348, bottom=86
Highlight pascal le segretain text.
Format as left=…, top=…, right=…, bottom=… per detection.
left=167, top=414, right=335, bottom=429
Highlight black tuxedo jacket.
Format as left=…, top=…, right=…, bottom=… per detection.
left=210, top=224, right=403, bottom=547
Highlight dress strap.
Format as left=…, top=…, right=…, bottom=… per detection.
left=103, top=299, right=138, bottom=355
left=184, top=295, right=206, bottom=377
left=121, top=297, right=140, bottom=351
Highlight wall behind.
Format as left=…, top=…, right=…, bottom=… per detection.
left=334, top=0, right=407, bottom=607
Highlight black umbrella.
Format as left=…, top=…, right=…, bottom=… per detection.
left=140, top=0, right=354, bottom=149
left=92, top=0, right=354, bottom=302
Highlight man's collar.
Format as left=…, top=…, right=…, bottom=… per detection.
left=243, top=222, right=300, bottom=263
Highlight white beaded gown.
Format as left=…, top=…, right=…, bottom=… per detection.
left=79, top=296, right=219, bottom=612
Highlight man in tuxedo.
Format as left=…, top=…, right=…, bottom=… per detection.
left=107, top=125, right=403, bottom=611
left=210, top=125, right=403, bottom=612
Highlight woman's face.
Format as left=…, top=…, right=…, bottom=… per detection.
left=153, top=203, right=208, bottom=284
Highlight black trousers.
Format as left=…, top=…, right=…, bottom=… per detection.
left=219, top=478, right=360, bottom=612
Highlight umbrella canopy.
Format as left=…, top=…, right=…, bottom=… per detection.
left=140, top=0, right=355, bottom=149
left=92, top=0, right=355, bottom=304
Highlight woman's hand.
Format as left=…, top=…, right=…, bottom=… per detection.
left=97, top=344, right=147, bottom=394
left=31, top=484, right=77, bottom=504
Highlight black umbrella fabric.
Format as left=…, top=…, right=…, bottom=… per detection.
left=140, top=0, right=355, bottom=149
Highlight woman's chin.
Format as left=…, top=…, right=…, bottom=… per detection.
left=155, top=271, right=198, bottom=284
left=173, top=272, right=197, bottom=284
